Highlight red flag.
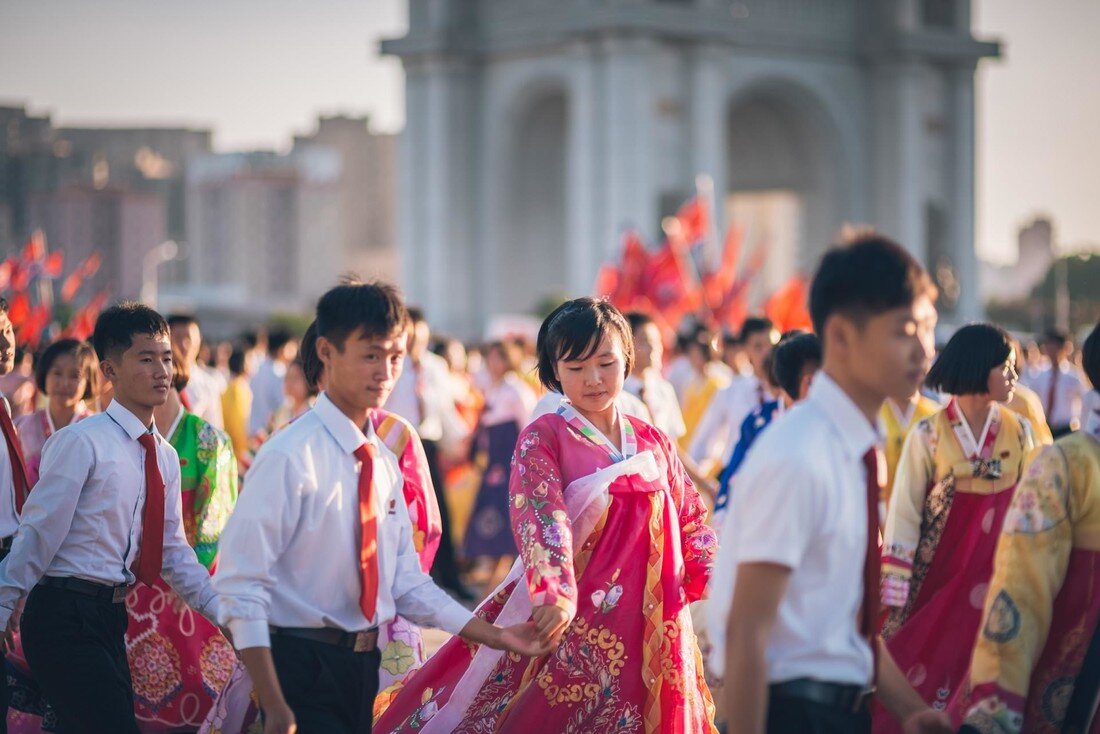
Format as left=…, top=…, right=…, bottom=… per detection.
left=702, top=225, right=743, bottom=311
left=594, top=263, right=621, bottom=300
left=20, top=231, right=46, bottom=264
left=60, top=253, right=103, bottom=302
left=8, top=293, right=30, bottom=327
left=616, top=230, right=650, bottom=307
left=66, top=292, right=110, bottom=341
left=643, top=241, right=699, bottom=320
left=675, top=196, right=709, bottom=247
left=10, top=261, right=30, bottom=293
left=712, top=239, right=768, bottom=331
left=43, top=251, right=64, bottom=278
left=765, top=276, right=814, bottom=333
left=20, top=304, right=52, bottom=350
left=79, top=252, right=102, bottom=278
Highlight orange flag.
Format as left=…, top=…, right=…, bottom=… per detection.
left=764, top=276, right=814, bottom=333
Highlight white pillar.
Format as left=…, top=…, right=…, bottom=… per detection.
left=421, top=59, right=449, bottom=317
left=951, top=64, right=981, bottom=321
left=567, top=42, right=599, bottom=295
left=689, top=44, right=727, bottom=231
left=399, top=63, right=429, bottom=307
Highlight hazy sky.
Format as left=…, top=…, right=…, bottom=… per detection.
left=1, top=0, right=1097, bottom=264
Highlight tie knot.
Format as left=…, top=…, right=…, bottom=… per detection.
left=138, top=432, right=157, bottom=451
left=354, top=442, right=374, bottom=462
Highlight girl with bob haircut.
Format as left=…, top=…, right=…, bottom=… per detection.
left=377, top=297, right=719, bottom=733
left=876, top=323, right=1036, bottom=731
left=16, top=338, right=97, bottom=485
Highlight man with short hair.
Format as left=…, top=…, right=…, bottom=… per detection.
left=167, top=313, right=224, bottom=429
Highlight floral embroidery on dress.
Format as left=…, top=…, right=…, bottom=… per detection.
left=591, top=569, right=624, bottom=614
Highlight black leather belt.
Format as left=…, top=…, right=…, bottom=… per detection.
left=38, top=576, right=131, bottom=604
left=770, top=678, right=875, bottom=714
left=270, top=626, right=380, bottom=653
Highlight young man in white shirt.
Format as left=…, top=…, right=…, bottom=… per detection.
left=249, top=329, right=298, bottom=436
left=710, top=235, right=951, bottom=734
left=0, top=299, right=28, bottom=733
left=0, top=302, right=221, bottom=734
left=1024, top=328, right=1088, bottom=438
left=215, top=283, right=548, bottom=734
left=168, top=313, right=225, bottom=429
left=689, top=317, right=779, bottom=476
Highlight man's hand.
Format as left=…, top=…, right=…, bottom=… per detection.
left=263, top=700, right=297, bottom=734
left=532, top=604, right=570, bottom=645
left=901, top=709, right=953, bottom=734
left=3, top=597, right=25, bottom=654
left=499, top=621, right=553, bottom=657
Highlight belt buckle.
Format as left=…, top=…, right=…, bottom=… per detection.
left=112, top=585, right=130, bottom=603
left=353, top=630, right=377, bottom=653
left=852, top=686, right=876, bottom=713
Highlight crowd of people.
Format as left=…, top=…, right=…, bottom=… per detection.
left=0, top=231, right=1094, bottom=734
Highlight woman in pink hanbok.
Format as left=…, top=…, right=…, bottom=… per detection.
left=376, top=297, right=718, bottom=734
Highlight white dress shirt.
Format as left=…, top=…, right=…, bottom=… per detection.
left=249, top=358, right=287, bottom=435
left=480, top=373, right=536, bottom=428
left=624, top=371, right=687, bottom=440
left=215, top=391, right=475, bottom=650
left=689, top=374, right=772, bottom=468
left=0, top=400, right=219, bottom=629
left=0, top=394, right=18, bottom=538
left=1023, top=361, right=1087, bottom=430
left=526, top=389, right=652, bottom=426
left=706, top=373, right=878, bottom=685
left=183, top=365, right=225, bottom=430
left=385, top=352, right=465, bottom=444
left=1083, top=389, right=1100, bottom=427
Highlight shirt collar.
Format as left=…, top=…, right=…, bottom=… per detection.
left=105, top=400, right=156, bottom=440
left=807, top=372, right=881, bottom=459
left=313, top=391, right=375, bottom=455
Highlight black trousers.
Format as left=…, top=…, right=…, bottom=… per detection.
left=270, top=635, right=381, bottom=734
left=765, top=690, right=871, bottom=734
left=20, top=584, right=138, bottom=734
left=421, top=439, right=462, bottom=589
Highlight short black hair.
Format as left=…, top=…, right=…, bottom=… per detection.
left=239, top=330, right=259, bottom=350
left=36, top=338, right=98, bottom=400
left=1041, top=328, right=1071, bottom=348
left=407, top=306, right=427, bottom=326
left=740, top=316, right=774, bottom=341
left=1082, top=321, right=1100, bottom=390
left=267, top=328, right=294, bottom=355
left=228, top=348, right=246, bottom=377
left=770, top=331, right=822, bottom=401
left=809, top=234, right=937, bottom=339
left=624, top=311, right=655, bottom=334
left=925, top=322, right=1013, bottom=396
left=536, top=297, right=634, bottom=394
left=299, top=320, right=322, bottom=390
left=315, top=281, right=409, bottom=351
left=92, top=301, right=169, bottom=361
left=166, top=313, right=199, bottom=330
left=0, top=297, right=8, bottom=316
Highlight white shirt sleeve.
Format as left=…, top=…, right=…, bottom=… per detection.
left=159, top=453, right=219, bottom=623
left=689, top=388, right=730, bottom=465
left=214, top=449, right=302, bottom=649
left=0, top=429, right=92, bottom=628
left=731, top=449, right=819, bottom=569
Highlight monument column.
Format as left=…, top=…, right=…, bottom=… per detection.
left=567, top=41, right=600, bottom=295
left=951, top=63, right=981, bottom=321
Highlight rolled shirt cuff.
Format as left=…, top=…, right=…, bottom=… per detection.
left=228, top=618, right=271, bottom=650
left=435, top=602, right=477, bottom=636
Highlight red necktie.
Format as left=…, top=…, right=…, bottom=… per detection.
left=134, top=433, right=165, bottom=587
left=861, top=447, right=885, bottom=682
left=1045, top=363, right=1059, bottom=425
left=0, top=402, right=29, bottom=514
left=353, top=443, right=379, bottom=621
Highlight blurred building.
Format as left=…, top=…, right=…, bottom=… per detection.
left=385, top=0, right=999, bottom=335
left=27, top=184, right=167, bottom=300
left=293, top=115, right=398, bottom=281
left=980, top=216, right=1056, bottom=304
left=159, top=148, right=341, bottom=332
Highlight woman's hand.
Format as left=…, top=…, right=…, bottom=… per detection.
left=532, top=604, right=570, bottom=646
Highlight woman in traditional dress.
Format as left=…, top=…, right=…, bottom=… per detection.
left=376, top=297, right=718, bottom=734
left=199, top=321, right=444, bottom=734
left=463, top=340, right=536, bottom=590
left=876, top=323, right=1036, bottom=730
left=124, top=344, right=239, bottom=732
left=952, top=321, right=1100, bottom=734
left=677, top=328, right=729, bottom=452
left=5, top=340, right=96, bottom=732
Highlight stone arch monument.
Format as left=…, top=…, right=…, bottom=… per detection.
left=384, top=0, right=998, bottom=336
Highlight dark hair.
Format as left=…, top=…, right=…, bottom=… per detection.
left=228, top=348, right=246, bottom=377
left=809, top=234, right=937, bottom=339
left=240, top=331, right=259, bottom=350
left=316, top=281, right=409, bottom=351
left=536, top=298, right=634, bottom=394
left=624, top=311, right=655, bottom=334
left=771, top=332, right=822, bottom=401
left=486, top=340, right=522, bottom=374
left=1041, top=328, right=1071, bottom=348
left=171, top=341, right=191, bottom=392
left=36, top=339, right=98, bottom=400
left=925, top=323, right=1013, bottom=396
left=166, top=313, right=199, bottom=330
left=92, top=301, right=169, bottom=361
left=0, top=297, right=8, bottom=316
left=1082, top=322, right=1100, bottom=391
left=267, top=328, right=294, bottom=355
left=407, top=306, right=427, bottom=326
left=740, top=317, right=774, bottom=341
left=289, top=357, right=319, bottom=398
left=299, top=321, right=323, bottom=390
